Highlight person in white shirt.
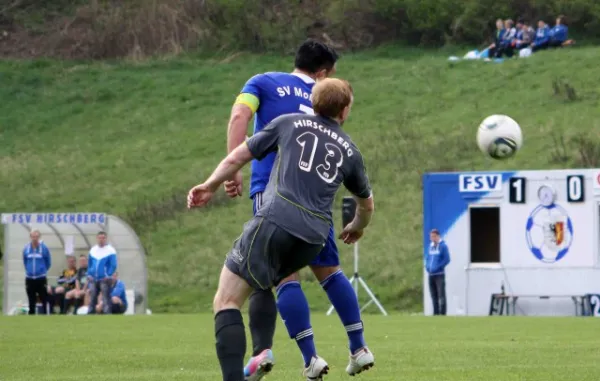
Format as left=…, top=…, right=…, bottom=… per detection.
left=86, top=231, right=118, bottom=314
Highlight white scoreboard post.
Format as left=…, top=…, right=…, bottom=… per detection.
left=422, top=168, right=600, bottom=317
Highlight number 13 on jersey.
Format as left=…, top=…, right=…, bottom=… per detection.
left=296, top=132, right=344, bottom=184
left=296, top=103, right=344, bottom=183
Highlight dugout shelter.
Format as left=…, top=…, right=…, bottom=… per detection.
left=2, top=213, right=148, bottom=315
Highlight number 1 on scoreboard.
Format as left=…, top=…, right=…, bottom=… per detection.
left=509, top=177, right=526, bottom=204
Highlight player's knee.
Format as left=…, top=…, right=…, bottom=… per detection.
left=311, top=265, right=341, bottom=283
left=213, top=289, right=240, bottom=314
left=278, top=272, right=300, bottom=286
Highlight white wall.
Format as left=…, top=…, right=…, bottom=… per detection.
left=423, top=169, right=600, bottom=317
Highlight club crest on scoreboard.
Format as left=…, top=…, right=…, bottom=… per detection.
left=525, top=203, right=573, bottom=264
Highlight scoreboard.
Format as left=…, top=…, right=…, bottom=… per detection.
left=422, top=168, right=600, bottom=316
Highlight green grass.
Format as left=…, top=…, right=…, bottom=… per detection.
left=1, top=314, right=600, bottom=380
left=1, top=47, right=600, bottom=312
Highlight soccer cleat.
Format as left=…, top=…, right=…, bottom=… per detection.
left=346, top=347, right=375, bottom=376
left=303, top=356, right=329, bottom=380
left=244, top=349, right=275, bottom=381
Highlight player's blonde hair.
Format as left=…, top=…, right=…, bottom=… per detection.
left=311, top=78, right=353, bottom=119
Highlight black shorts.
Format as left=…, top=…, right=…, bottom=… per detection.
left=225, top=217, right=324, bottom=290
left=111, top=303, right=126, bottom=314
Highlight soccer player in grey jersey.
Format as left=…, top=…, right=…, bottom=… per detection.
left=187, top=78, right=374, bottom=381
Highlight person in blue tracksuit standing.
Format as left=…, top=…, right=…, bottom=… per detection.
left=425, top=229, right=451, bottom=316
left=87, top=231, right=118, bottom=314
left=23, top=230, right=52, bottom=315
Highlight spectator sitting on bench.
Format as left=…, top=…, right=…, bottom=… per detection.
left=513, top=18, right=535, bottom=50
left=65, top=254, right=89, bottom=314
left=548, top=15, right=570, bottom=47
left=487, top=18, right=505, bottom=58
left=95, top=272, right=128, bottom=315
left=531, top=19, right=551, bottom=52
left=48, top=255, right=77, bottom=314
left=495, top=19, right=517, bottom=58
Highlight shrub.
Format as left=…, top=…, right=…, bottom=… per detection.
left=2, top=0, right=600, bottom=58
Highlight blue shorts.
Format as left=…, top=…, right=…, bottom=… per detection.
left=252, top=192, right=339, bottom=267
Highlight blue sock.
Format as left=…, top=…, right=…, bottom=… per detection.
left=276, top=281, right=316, bottom=367
left=321, top=270, right=366, bottom=354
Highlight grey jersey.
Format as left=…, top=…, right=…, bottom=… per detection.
left=246, top=113, right=371, bottom=244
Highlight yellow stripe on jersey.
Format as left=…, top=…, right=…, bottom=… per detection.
left=235, top=93, right=260, bottom=113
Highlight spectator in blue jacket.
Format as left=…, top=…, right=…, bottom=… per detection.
left=23, top=230, right=52, bottom=315
left=548, top=15, right=569, bottom=47
left=531, top=20, right=551, bottom=52
left=425, top=229, right=451, bottom=316
left=495, top=19, right=517, bottom=57
left=87, top=231, right=118, bottom=314
left=95, top=272, right=128, bottom=314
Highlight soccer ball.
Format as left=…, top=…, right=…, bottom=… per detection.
left=476, top=115, right=523, bottom=159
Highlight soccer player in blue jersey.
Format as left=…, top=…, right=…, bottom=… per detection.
left=224, top=40, right=375, bottom=380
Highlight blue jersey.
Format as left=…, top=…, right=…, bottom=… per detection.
left=237, top=72, right=315, bottom=198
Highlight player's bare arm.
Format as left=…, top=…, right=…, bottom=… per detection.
left=189, top=143, right=254, bottom=208
left=339, top=196, right=374, bottom=244
left=224, top=102, right=254, bottom=197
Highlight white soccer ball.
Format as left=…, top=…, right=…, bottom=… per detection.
left=477, top=115, right=523, bottom=159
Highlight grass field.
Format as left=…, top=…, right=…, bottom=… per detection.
left=1, top=314, right=599, bottom=380
left=1, top=46, right=600, bottom=312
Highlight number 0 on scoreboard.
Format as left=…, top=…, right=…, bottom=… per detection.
left=567, top=175, right=585, bottom=202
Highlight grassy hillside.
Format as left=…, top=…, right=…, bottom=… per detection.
left=1, top=46, right=600, bottom=312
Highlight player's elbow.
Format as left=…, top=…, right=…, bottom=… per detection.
left=357, top=196, right=375, bottom=213
left=225, top=144, right=254, bottom=167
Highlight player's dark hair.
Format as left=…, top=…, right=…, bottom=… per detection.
left=294, top=39, right=338, bottom=74
left=430, top=229, right=440, bottom=236
left=97, top=231, right=107, bottom=236
left=79, top=254, right=86, bottom=258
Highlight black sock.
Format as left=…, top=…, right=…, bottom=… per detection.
left=248, top=289, right=277, bottom=356
left=64, top=298, right=74, bottom=314
left=215, top=309, right=246, bottom=381
left=57, top=294, right=66, bottom=314
left=73, top=298, right=83, bottom=314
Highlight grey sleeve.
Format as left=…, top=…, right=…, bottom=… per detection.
left=246, top=118, right=281, bottom=160
left=343, top=152, right=372, bottom=199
